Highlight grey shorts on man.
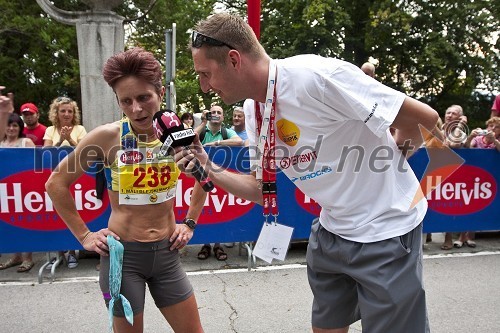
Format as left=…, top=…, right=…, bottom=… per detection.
left=307, top=220, right=429, bottom=332
left=99, top=238, right=194, bottom=316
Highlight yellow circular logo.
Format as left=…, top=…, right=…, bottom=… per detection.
left=149, top=193, right=158, bottom=203
left=277, top=119, right=300, bottom=146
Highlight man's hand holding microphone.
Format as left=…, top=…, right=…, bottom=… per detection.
left=152, top=109, right=214, bottom=192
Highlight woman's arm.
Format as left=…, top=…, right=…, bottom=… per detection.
left=0, top=86, right=13, bottom=139
left=168, top=181, right=208, bottom=250
left=45, top=125, right=119, bottom=255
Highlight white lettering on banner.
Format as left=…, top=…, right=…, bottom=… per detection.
left=303, top=194, right=313, bottom=204
left=174, top=179, right=252, bottom=213
left=0, top=183, right=102, bottom=213
left=24, top=191, right=44, bottom=212
left=425, top=176, right=493, bottom=205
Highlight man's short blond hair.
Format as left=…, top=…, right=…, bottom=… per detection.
left=191, top=13, right=266, bottom=64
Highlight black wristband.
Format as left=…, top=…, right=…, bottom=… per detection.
left=183, top=218, right=196, bottom=230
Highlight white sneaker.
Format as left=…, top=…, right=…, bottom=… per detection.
left=67, top=254, right=78, bottom=269
left=45, top=257, right=61, bottom=270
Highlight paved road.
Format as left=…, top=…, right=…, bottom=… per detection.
left=1, top=233, right=500, bottom=332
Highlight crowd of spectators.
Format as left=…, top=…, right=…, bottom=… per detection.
left=0, top=88, right=88, bottom=273
left=423, top=102, right=500, bottom=251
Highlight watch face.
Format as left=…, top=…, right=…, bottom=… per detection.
left=184, top=219, right=196, bottom=229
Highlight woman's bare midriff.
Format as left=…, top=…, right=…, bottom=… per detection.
left=106, top=191, right=177, bottom=242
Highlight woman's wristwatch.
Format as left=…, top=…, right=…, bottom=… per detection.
left=183, top=218, right=197, bottom=230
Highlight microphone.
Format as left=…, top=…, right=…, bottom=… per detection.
left=152, top=109, right=214, bottom=192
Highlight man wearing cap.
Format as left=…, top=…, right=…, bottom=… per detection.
left=21, top=102, right=46, bottom=147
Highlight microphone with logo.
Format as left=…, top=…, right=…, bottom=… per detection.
left=152, top=109, right=214, bottom=192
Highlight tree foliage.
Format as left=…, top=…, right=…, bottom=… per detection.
left=367, top=0, right=499, bottom=123
left=221, top=0, right=498, bottom=126
left=0, top=0, right=83, bottom=124
left=123, top=0, right=217, bottom=114
left=1, top=0, right=498, bottom=129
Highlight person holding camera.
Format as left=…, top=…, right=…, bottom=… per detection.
left=440, top=105, right=469, bottom=250
left=466, top=116, right=500, bottom=151
left=194, top=104, right=243, bottom=147
left=450, top=116, right=500, bottom=249
left=193, top=104, right=242, bottom=260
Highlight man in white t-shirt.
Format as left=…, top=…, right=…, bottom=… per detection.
left=175, top=13, right=439, bottom=333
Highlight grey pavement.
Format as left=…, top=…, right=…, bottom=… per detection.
left=1, top=232, right=500, bottom=332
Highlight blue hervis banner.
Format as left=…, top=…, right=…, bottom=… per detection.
left=0, top=147, right=498, bottom=252
left=0, top=147, right=111, bottom=253
left=409, top=148, right=499, bottom=233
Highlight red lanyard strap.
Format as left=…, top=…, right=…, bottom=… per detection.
left=256, top=97, right=278, bottom=218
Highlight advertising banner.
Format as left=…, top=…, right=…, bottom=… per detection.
left=0, top=147, right=498, bottom=252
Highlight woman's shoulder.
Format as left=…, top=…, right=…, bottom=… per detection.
left=85, top=122, right=120, bottom=139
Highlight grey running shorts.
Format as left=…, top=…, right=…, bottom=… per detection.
left=307, top=219, right=429, bottom=332
left=99, top=237, right=194, bottom=317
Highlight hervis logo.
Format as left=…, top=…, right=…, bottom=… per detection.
left=277, top=118, right=300, bottom=146
left=295, top=188, right=321, bottom=216
left=120, top=150, right=144, bottom=164
left=174, top=173, right=255, bottom=224
left=424, top=165, right=496, bottom=215
left=0, top=169, right=109, bottom=230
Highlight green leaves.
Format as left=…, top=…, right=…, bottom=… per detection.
left=1, top=0, right=497, bottom=126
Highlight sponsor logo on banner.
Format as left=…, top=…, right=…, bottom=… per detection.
left=174, top=174, right=255, bottom=224
left=0, top=169, right=109, bottom=230
left=120, top=150, right=144, bottom=164
left=295, top=189, right=321, bottom=216
left=277, top=118, right=300, bottom=146
left=425, top=165, right=496, bottom=215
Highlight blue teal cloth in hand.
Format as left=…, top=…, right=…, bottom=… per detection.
left=107, top=235, right=133, bottom=331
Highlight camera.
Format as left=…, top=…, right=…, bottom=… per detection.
left=205, top=113, right=220, bottom=121
left=477, top=130, right=489, bottom=136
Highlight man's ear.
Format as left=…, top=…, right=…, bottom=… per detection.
left=228, top=50, right=241, bottom=70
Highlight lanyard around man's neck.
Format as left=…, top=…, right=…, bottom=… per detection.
left=255, top=61, right=278, bottom=218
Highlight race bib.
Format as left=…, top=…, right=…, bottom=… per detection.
left=117, top=148, right=179, bottom=205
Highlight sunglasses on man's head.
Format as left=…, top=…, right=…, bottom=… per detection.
left=191, top=31, right=235, bottom=50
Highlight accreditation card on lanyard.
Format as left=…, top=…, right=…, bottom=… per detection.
left=252, top=61, right=294, bottom=264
